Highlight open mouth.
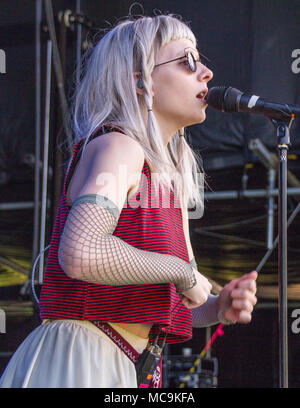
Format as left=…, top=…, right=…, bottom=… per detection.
left=196, top=89, right=208, bottom=100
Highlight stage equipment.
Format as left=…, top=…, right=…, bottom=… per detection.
left=164, top=355, right=218, bottom=388
left=248, top=138, right=300, bottom=249
left=206, top=86, right=298, bottom=388
left=21, top=0, right=95, bottom=299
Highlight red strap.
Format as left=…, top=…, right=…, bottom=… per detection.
left=92, top=321, right=162, bottom=388
left=92, top=321, right=140, bottom=363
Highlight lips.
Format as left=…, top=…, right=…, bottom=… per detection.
left=196, top=88, right=208, bottom=99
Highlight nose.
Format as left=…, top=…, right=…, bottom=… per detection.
left=197, top=63, right=213, bottom=83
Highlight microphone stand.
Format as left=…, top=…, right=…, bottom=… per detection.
left=269, top=117, right=291, bottom=389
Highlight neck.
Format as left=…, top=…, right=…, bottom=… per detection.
left=154, top=111, right=180, bottom=146
left=139, top=102, right=181, bottom=146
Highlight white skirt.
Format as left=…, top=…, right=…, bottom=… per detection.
left=0, top=319, right=148, bottom=388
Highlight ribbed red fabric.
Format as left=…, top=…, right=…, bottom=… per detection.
left=39, top=126, right=192, bottom=344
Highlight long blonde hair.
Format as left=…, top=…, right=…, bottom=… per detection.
left=70, top=14, right=204, bottom=215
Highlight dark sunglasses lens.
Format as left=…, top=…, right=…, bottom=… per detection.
left=187, top=52, right=196, bottom=72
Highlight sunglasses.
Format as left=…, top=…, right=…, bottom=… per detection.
left=154, top=48, right=210, bottom=73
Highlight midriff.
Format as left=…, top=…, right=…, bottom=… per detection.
left=42, top=319, right=152, bottom=341
left=112, top=322, right=153, bottom=339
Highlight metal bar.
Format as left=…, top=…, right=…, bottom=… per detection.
left=0, top=201, right=50, bottom=210
left=0, top=202, right=35, bottom=210
left=267, top=169, right=276, bottom=249
left=0, top=256, right=29, bottom=276
left=44, top=0, right=73, bottom=154
left=1, top=187, right=300, bottom=211
left=32, top=0, right=42, bottom=271
left=76, top=0, right=82, bottom=91
left=278, top=145, right=289, bottom=388
left=205, top=187, right=300, bottom=200
left=0, top=352, right=13, bottom=357
left=39, top=40, right=52, bottom=284
left=255, top=302, right=300, bottom=309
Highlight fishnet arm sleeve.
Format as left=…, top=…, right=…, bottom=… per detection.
left=58, top=194, right=196, bottom=293
left=190, top=257, right=220, bottom=327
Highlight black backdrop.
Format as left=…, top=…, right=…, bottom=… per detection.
left=81, top=0, right=300, bottom=170
left=1, top=0, right=300, bottom=170
left=0, top=0, right=300, bottom=388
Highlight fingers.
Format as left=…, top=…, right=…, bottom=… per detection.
left=229, top=285, right=257, bottom=324
left=237, top=279, right=257, bottom=292
left=229, top=271, right=258, bottom=290
left=180, top=295, right=200, bottom=309
left=231, top=284, right=257, bottom=305
left=231, top=283, right=257, bottom=298
left=248, top=270, right=258, bottom=279
left=232, top=273, right=257, bottom=296
left=180, top=271, right=212, bottom=308
left=238, top=310, right=252, bottom=324
left=220, top=271, right=258, bottom=324
left=241, top=270, right=258, bottom=280
left=231, top=297, right=256, bottom=313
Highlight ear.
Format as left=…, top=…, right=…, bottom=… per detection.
left=133, top=72, right=144, bottom=96
left=133, top=72, right=155, bottom=97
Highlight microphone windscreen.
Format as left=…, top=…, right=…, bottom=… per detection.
left=205, top=86, right=242, bottom=112
left=223, top=87, right=243, bottom=112
left=205, top=86, right=228, bottom=111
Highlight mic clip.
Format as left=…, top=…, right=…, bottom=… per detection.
left=270, top=119, right=291, bottom=147
left=135, top=333, right=166, bottom=387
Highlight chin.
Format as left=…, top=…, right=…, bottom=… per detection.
left=198, top=115, right=206, bottom=124
left=188, top=113, right=206, bottom=126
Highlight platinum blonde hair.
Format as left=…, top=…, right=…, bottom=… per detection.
left=71, top=14, right=204, bottom=214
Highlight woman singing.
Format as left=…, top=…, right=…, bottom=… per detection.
left=0, top=13, right=257, bottom=388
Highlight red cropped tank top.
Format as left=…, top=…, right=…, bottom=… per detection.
left=39, top=125, right=192, bottom=344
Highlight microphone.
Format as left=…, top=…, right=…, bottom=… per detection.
left=205, top=86, right=300, bottom=121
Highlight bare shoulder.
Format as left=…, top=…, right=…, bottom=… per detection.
left=67, top=131, right=145, bottom=211
left=90, top=131, right=144, bottom=161
left=87, top=131, right=145, bottom=176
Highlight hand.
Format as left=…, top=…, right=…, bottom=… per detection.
left=217, top=271, right=258, bottom=324
left=180, top=270, right=212, bottom=309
